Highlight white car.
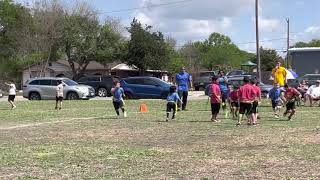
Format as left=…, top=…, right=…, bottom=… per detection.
left=23, top=77, right=95, bottom=100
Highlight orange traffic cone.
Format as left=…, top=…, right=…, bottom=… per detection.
left=140, top=103, right=148, bottom=113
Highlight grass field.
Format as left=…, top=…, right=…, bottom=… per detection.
left=1, top=99, right=320, bottom=179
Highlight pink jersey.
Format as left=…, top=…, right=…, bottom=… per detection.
left=229, top=90, right=239, bottom=102
left=238, top=84, right=255, bottom=102
left=211, top=83, right=221, bottom=103
left=252, top=85, right=261, bottom=100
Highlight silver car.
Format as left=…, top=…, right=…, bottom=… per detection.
left=23, top=77, right=95, bottom=100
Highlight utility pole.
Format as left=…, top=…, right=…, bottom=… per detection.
left=255, top=0, right=261, bottom=82
left=286, top=18, right=290, bottom=68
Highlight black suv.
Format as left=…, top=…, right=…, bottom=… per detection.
left=77, top=75, right=119, bottom=97
left=193, top=71, right=216, bottom=91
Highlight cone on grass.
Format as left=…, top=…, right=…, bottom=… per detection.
left=140, top=103, right=148, bottom=113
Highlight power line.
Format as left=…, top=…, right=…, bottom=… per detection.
left=97, top=0, right=194, bottom=14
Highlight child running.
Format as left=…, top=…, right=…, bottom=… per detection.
left=111, top=81, right=127, bottom=118
left=166, top=86, right=182, bottom=121
left=228, top=85, right=239, bottom=119
left=55, top=80, right=64, bottom=110
left=269, top=83, right=283, bottom=118
left=237, top=77, right=256, bottom=126
left=210, top=76, right=222, bottom=122
left=283, top=84, right=301, bottom=121
left=5, top=80, right=17, bottom=110
left=250, top=78, right=262, bottom=125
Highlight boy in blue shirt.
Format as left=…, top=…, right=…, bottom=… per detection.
left=218, top=70, right=229, bottom=117
left=111, top=81, right=127, bottom=118
left=268, top=83, right=283, bottom=118
left=166, top=86, right=182, bottom=121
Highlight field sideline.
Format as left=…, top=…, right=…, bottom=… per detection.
left=0, top=99, right=320, bottom=179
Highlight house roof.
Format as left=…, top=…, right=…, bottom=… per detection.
left=289, top=47, right=320, bottom=52
left=111, top=63, right=138, bottom=71
left=56, top=60, right=107, bottom=70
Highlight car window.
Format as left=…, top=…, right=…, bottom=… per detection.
left=39, top=80, right=52, bottom=86
left=102, top=76, right=112, bottom=81
left=88, top=77, right=100, bottom=82
left=144, top=79, right=158, bottom=86
left=51, top=80, right=58, bottom=86
left=308, top=76, right=320, bottom=80
left=63, top=79, right=78, bottom=86
left=200, top=72, right=215, bottom=77
left=78, top=77, right=88, bottom=82
left=29, top=80, right=40, bottom=85
left=125, top=79, right=144, bottom=84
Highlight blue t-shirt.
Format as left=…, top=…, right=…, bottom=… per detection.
left=113, top=87, right=124, bottom=102
left=167, top=92, right=181, bottom=102
left=176, top=72, right=192, bottom=91
left=218, top=76, right=228, bottom=93
left=269, top=87, right=282, bottom=101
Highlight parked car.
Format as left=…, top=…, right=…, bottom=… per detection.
left=120, top=77, right=171, bottom=99
left=23, top=77, right=95, bottom=100
left=77, top=75, right=119, bottom=97
left=289, top=74, right=320, bottom=88
left=205, top=75, right=273, bottom=97
left=226, top=70, right=247, bottom=77
left=193, top=71, right=216, bottom=91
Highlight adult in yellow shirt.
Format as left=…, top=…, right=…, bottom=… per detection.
left=272, top=62, right=287, bottom=87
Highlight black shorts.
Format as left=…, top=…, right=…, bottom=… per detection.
left=239, top=102, right=253, bottom=115
left=272, top=100, right=282, bottom=109
left=231, top=102, right=239, bottom=108
left=8, top=95, right=15, bottom=102
left=286, top=101, right=296, bottom=111
left=211, top=103, right=221, bottom=115
left=113, top=101, right=124, bottom=110
left=250, top=101, right=259, bottom=114
left=221, top=92, right=228, bottom=103
left=56, top=96, right=63, bottom=102
left=166, top=102, right=177, bottom=112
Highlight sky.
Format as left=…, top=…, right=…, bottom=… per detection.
left=14, top=0, right=320, bottom=54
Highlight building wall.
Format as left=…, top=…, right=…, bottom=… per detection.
left=290, top=51, right=320, bottom=75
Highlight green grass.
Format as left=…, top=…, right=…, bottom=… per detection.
left=0, top=99, right=320, bottom=179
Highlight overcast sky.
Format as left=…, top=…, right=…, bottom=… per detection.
left=15, top=0, right=320, bottom=54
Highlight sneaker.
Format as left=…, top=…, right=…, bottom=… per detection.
left=236, top=122, right=241, bottom=126
left=288, top=116, right=292, bottom=121
left=55, top=107, right=58, bottom=110
left=12, top=106, right=16, bottom=110
left=274, top=115, right=279, bottom=119
left=59, top=107, right=62, bottom=110
left=123, top=112, right=127, bottom=118
left=166, top=118, right=169, bottom=122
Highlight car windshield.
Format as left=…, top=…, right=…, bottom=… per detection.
left=153, top=78, right=171, bottom=86
left=63, top=79, right=78, bottom=86
left=200, top=72, right=215, bottom=76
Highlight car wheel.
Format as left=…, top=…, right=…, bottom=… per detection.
left=29, top=92, right=41, bottom=100
left=97, top=87, right=107, bottom=97
left=67, top=92, right=79, bottom=100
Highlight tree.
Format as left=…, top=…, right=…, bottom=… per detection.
left=125, top=18, right=169, bottom=74
left=195, top=32, right=249, bottom=70
left=63, top=2, right=124, bottom=80
left=293, top=39, right=320, bottom=48
left=250, top=48, right=283, bottom=71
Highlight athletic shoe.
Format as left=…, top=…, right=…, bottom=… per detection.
left=55, top=107, right=58, bottom=110
left=236, top=122, right=241, bottom=126
left=166, top=118, right=169, bottom=122
left=12, top=106, right=16, bottom=110
left=274, top=115, right=279, bottom=119
left=123, top=112, right=127, bottom=118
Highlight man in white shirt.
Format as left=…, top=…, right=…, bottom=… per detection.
left=306, top=80, right=320, bottom=106
left=5, top=81, right=17, bottom=109
left=55, top=80, right=64, bottom=110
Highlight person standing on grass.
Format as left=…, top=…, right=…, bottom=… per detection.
left=305, top=80, right=320, bottom=107
left=229, top=85, right=239, bottom=119
left=5, top=80, right=17, bottom=110
left=175, top=67, right=193, bottom=111
left=166, top=86, right=182, bottom=121
left=210, top=76, right=222, bottom=122
left=272, top=61, right=287, bottom=87
left=237, top=77, right=256, bottom=126
left=111, top=81, right=127, bottom=118
left=269, top=83, right=283, bottom=119
left=218, top=70, right=229, bottom=118
left=250, top=78, right=262, bottom=125
left=55, top=80, right=64, bottom=110
left=283, top=84, right=301, bottom=121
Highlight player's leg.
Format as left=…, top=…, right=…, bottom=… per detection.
left=182, top=91, right=188, bottom=110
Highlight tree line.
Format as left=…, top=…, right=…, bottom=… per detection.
left=1, top=0, right=318, bottom=82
